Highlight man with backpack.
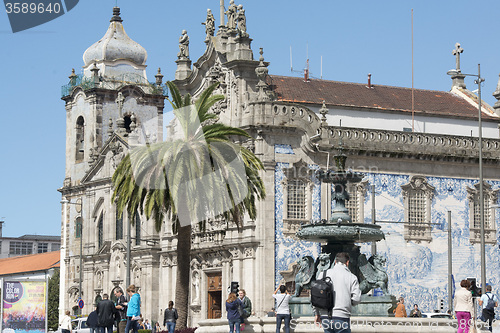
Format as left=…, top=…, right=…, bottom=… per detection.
left=313, top=252, right=361, bottom=333
left=478, top=285, right=498, bottom=332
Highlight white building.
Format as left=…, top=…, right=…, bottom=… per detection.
left=58, top=3, right=500, bottom=326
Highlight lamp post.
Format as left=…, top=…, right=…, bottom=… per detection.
left=447, top=64, right=485, bottom=293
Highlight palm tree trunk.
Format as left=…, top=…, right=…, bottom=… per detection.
left=174, top=223, right=191, bottom=329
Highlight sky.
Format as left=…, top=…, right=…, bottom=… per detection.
left=1, top=0, right=499, bottom=237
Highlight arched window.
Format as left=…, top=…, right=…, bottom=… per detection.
left=75, top=217, right=82, bottom=238
left=135, top=213, right=141, bottom=246
left=116, top=208, right=123, bottom=240
left=75, top=116, right=85, bottom=162
left=98, top=213, right=103, bottom=249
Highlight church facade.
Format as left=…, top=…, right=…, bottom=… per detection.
left=59, top=2, right=500, bottom=325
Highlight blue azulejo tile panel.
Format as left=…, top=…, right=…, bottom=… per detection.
left=274, top=168, right=500, bottom=314
left=365, top=174, right=500, bottom=315
left=274, top=163, right=320, bottom=287
left=274, top=144, right=295, bottom=155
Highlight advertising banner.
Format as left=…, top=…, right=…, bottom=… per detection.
left=2, top=281, right=46, bottom=333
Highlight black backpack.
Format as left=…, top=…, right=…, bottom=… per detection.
left=485, top=293, right=496, bottom=311
left=310, top=271, right=334, bottom=311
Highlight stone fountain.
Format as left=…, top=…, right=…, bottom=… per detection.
left=288, top=148, right=396, bottom=317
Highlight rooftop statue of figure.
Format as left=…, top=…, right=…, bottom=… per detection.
left=236, top=4, right=248, bottom=37
left=178, top=30, right=189, bottom=59
left=225, top=0, right=237, bottom=31
left=202, top=9, right=215, bottom=41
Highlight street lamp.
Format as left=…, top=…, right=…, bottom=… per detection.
left=447, top=64, right=486, bottom=293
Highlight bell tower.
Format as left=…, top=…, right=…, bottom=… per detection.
left=59, top=7, right=165, bottom=316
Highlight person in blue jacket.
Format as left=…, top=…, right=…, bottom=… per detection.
left=226, top=293, right=242, bottom=333
left=125, top=284, right=141, bottom=333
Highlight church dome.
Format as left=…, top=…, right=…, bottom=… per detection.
left=83, top=7, right=147, bottom=67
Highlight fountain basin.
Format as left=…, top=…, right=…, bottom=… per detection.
left=296, top=223, right=385, bottom=243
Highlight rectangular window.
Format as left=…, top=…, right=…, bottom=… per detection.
left=9, top=241, right=33, bottom=255
left=408, top=191, right=426, bottom=224
left=51, top=243, right=60, bottom=251
left=135, top=213, right=141, bottom=246
left=346, top=184, right=359, bottom=223
left=116, top=209, right=123, bottom=240
left=473, top=197, right=491, bottom=229
left=287, top=180, right=306, bottom=219
left=37, top=243, right=48, bottom=253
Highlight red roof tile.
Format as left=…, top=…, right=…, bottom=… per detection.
left=268, top=75, right=499, bottom=121
left=0, top=251, right=60, bottom=276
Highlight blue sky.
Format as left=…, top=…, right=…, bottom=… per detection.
left=1, top=0, right=499, bottom=237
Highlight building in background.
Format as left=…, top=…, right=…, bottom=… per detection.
left=58, top=2, right=500, bottom=326
left=0, top=221, right=60, bottom=259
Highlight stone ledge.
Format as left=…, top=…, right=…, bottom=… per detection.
left=195, top=316, right=492, bottom=332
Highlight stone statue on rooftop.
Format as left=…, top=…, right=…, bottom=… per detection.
left=236, top=4, right=248, bottom=37
left=202, top=9, right=215, bottom=41
left=178, top=30, right=190, bottom=59
left=225, top=0, right=237, bottom=31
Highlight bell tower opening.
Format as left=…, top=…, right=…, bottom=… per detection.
left=75, top=116, right=85, bottom=162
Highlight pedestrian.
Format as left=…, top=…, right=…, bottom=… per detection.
left=409, top=304, right=422, bottom=317
left=226, top=292, right=242, bottom=333
left=97, top=294, right=117, bottom=333
left=454, top=279, right=473, bottom=333
left=125, top=284, right=141, bottom=333
left=393, top=297, right=407, bottom=317
left=114, top=288, right=127, bottom=333
left=314, top=252, right=361, bottom=333
left=238, top=289, right=252, bottom=330
left=59, top=310, right=72, bottom=333
left=163, top=301, right=178, bottom=333
left=87, top=309, right=98, bottom=333
left=273, top=285, right=291, bottom=333
left=478, top=285, right=498, bottom=332
left=152, top=321, right=161, bottom=333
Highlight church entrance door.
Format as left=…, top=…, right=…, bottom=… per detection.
left=207, top=272, right=222, bottom=319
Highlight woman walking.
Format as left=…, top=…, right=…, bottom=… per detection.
left=163, top=301, right=178, bottom=333
left=125, top=285, right=141, bottom=333
left=226, top=293, right=242, bottom=333
left=59, top=310, right=72, bottom=333
left=454, top=279, right=473, bottom=333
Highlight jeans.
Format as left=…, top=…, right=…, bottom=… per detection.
left=118, top=321, right=127, bottom=333
left=166, top=321, right=176, bottom=333
left=100, top=325, right=113, bottom=333
left=320, top=316, right=351, bottom=333
left=228, top=318, right=241, bottom=333
left=455, top=311, right=471, bottom=333
left=276, top=313, right=291, bottom=333
left=125, top=319, right=139, bottom=333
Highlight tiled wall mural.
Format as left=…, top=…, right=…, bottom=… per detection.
left=274, top=158, right=500, bottom=314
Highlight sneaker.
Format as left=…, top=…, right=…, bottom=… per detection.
left=240, top=323, right=245, bottom=331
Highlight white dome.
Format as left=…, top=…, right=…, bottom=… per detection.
left=83, top=7, right=147, bottom=67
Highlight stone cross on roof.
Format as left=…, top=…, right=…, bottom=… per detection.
left=452, top=43, right=464, bottom=72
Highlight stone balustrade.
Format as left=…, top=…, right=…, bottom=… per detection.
left=195, top=316, right=491, bottom=332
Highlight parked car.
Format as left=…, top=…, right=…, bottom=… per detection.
left=421, top=312, right=453, bottom=319
left=56, top=317, right=90, bottom=333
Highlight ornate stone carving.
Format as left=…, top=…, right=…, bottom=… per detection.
left=236, top=5, right=248, bottom=37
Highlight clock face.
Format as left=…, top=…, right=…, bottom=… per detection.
left=76, top=198, right=82, bottom=213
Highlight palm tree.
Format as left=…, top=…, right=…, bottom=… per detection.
left=112, top=82, right=265, bottom=328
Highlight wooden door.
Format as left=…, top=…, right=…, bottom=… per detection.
left=207, top=272, right=222, bottom=319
